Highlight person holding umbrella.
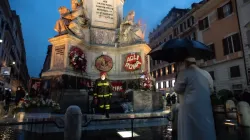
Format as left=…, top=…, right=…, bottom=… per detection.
left=174, top=57, right=216, bottom=140
left=149, top=38, right=215, bottom=140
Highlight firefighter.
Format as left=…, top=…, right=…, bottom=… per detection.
left=93, top=72, right=113, bottom=118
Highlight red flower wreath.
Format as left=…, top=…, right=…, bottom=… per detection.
left=69, top=47, right=87, bottom=72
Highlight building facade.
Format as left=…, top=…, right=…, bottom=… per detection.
left=0, top=0, right=29, bottom=92
left=149, top=6, right=201, bottom=92
left=194, top=0, right=247, bottom=93
left=236, top=0, right=250, bottom=88
left=149, top=0, right=248, bottom=93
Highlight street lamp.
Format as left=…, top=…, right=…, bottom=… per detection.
left=0, top=39, right=3, bottom=43
left=12, top=61, right=16, bottom=65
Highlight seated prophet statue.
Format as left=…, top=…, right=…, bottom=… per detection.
left=54, top=0, right=89, bottom=39
left=117, top=10, right=146, bottom=46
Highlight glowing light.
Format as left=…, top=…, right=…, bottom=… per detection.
left=117, top=131, right=139, bottom=138
left=172, top=80, right=175, bottom=87
left=161, top=82, right=163, bottom=89
left=224, top=122, right=236, bottom=126
left=167, top=128, right=172, bottom=131
left=156, top=83, right=158, bottom=89
left=166, top=81, right=169, bottom=87
left=0, top=39, right=3, bottom=43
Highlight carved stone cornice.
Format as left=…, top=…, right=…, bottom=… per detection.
left=49, top=34, right=85, bottom=47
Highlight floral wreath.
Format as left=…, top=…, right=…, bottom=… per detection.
left=69, top=46, right=87, bottom=72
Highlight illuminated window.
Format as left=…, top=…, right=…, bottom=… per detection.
left=172, top=80, right=176, bottom=87
left=161, top=82, right=163, bottom=89
left=166, top=81, right=169, bottom=87
left=165, top=67, right=168, bottom=75
left=172, top=64, right=175, bottom=73
left=156, top=83, right=158, bottom=89
left=160, top=69, right=163, bottom=76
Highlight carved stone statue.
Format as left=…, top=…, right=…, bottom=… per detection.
left=54, top=0, right=89, bottom=39
left=117, top=10, right=146, bottom=46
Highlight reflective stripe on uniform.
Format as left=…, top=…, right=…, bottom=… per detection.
left=97, top=94, right=110, bottom=97
left=97, top=82, right=109, bottom=86
left=105, top=104, right=110, bottom=109
left=93, top=93, right=97, bottom=96
left=100, top=105, right=104, bottom=108
left=109, top=93, right=112, bottom=96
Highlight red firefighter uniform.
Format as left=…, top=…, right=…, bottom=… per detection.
left=93, top=73, right=113, bottom=115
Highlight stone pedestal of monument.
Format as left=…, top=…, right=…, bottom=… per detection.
left=133, top=90, right=163, bottom=112
left=59, top=89, right=89, bottom=113
left=41, top=0, right=152, bottom=113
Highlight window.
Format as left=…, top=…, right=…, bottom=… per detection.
left=187, top=16, right=194, bottom=27
left=153, top=71, right=156, bottom=78
left=168, top=65, right=172, bottom=74
left=180, top=24, right=183, bottom=32
left=169, top=34, right=173, bottom=40
left=190, top=32, right=196, bottom=40
left=157, top=60, right=161, bottom=64
left=230, top=66, right=241, bottom=78
left=164, top=38, right=167, bottom=42
left=152, top=59, right=156, bottom=66
left=163, top=82, right=166, bottom=88
left=217, top=1, right=233, bottom=19
left=157, top=69, right=161, bottom=77
left=198, top=17, right=209, bottom=30
left=169, top=81, right=172, bottom=88
left=183, top=22, right=187, bottom=30
left=162, top=67, right=166, bottom=76
left=208, top=44, right=215, bottom=60
left=209, top=71, right=215, bottom=80
left=223, top=33, right=241, bottom=55
left=174, top=28, right=179, bottom=36
left=232, top=84, right=243, bottom=95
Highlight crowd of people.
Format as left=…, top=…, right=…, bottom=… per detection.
left=0, top=86, right=25, bottom=114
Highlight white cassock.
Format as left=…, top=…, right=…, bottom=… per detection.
left=174, top=64, right=216, bottom=140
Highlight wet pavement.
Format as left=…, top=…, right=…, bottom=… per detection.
left=0, top=113, right=249, bottom=140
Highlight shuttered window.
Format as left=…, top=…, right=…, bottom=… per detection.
left=198, top=17, right=209, bottom=30
left=217, top=1, right=233, bottom=19
left=223, top=33, right=241, bottom=55
left=208, top=44, right=216, bottom=60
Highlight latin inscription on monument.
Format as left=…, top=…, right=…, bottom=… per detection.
left=95, top=0, right=114, bottom=23
left=53, top=46, right=65, bottom=69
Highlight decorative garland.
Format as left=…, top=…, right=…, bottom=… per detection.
left=69, top=46, right=87, bottom=72
left=95, top=55, right=113, bottom=72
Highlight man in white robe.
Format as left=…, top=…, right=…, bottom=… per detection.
left=174, top=57, right=216, bottom=140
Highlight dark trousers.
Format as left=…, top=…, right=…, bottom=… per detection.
left=97, top=97, right=110, bottom=114
left=172, top=130, right=177, bottom=140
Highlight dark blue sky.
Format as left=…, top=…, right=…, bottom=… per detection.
left=9, top=0, right=200, bottom=77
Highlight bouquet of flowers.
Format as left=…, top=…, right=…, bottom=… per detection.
left=69, top=47, right=87, bottom=72
left=140, top=71, right=152, bottom=90
left=17, top=97, right=60, bottom=111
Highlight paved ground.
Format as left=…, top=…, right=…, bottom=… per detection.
left=0, top=113, right=249, bottom=140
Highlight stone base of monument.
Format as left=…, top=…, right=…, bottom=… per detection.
left=55, top=89, right=89, bottom=113
left=133, top=90, right=163, bottom=112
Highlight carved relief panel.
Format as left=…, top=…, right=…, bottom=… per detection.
left=90, top=28, right=116, bottom=45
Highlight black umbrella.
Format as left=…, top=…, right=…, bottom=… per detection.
left=149, top=39, right=212, bottom=63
